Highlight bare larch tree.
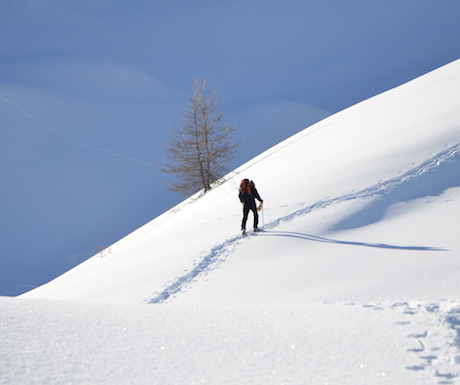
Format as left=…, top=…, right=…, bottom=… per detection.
left=159, top=78, right=241, bottom=196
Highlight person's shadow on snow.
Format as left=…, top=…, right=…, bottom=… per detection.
left=258, top=230, right=447, bottom=251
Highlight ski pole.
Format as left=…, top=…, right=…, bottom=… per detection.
left=258, top=202, right=264, bottom=228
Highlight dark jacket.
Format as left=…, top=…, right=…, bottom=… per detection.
left=239, top=180, right=262, bottom=204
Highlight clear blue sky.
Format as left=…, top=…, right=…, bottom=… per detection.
left=1, top=0, right=460, bottom=296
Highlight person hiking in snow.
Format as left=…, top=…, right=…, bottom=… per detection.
left=239, top=179, right=263, bottom=235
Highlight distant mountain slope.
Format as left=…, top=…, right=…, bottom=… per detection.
left=23, top=59, right=460, bottom=305
left=0, top=56, right=331, bottom=296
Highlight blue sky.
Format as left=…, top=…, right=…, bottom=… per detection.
left=1, top=0, right=460, bottom=296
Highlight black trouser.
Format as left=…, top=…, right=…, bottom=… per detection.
left=241, top=200, right=258, bottom=230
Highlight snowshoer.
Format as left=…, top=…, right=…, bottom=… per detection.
left=239, top=179, right=263, bottom=235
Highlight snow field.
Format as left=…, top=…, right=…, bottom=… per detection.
left=4, top=59, right=460, bottom=384
left=22, top=59, right=460, bottom=306
left=1, top=297, right=459, bottom=385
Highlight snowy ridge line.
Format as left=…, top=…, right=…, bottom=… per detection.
left=145, top=142, right=460, bottom=304
left=0, top=95, right=154, bottom=168
left=233, top=120, right=334, bottom=177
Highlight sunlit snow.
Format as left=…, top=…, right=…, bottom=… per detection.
left=2, top=60, right=460, bottom=385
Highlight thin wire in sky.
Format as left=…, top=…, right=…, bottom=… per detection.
left=0, top=96, right=154, bottom=168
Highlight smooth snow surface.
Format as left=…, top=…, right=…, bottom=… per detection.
left=2, top=60, right=460, bottom=384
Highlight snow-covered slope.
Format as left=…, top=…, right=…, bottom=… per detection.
left=0, top=60, right=330, bottom=296
left=23, top=59, right=460, bottom=305
left=4, top=59, right=460, bottom=385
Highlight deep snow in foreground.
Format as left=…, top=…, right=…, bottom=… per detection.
left=2, top=60, right=460, bottom=384
left=2, top=297, right=460, bottom=385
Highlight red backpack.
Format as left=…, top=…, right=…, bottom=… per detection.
left=239, top=179, right=253, bottom=197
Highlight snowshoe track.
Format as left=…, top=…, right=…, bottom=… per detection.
left=146, top=143, right=460, bottom=305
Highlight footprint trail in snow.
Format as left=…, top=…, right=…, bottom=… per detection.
left=146, top=142, right=460, bottom=305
